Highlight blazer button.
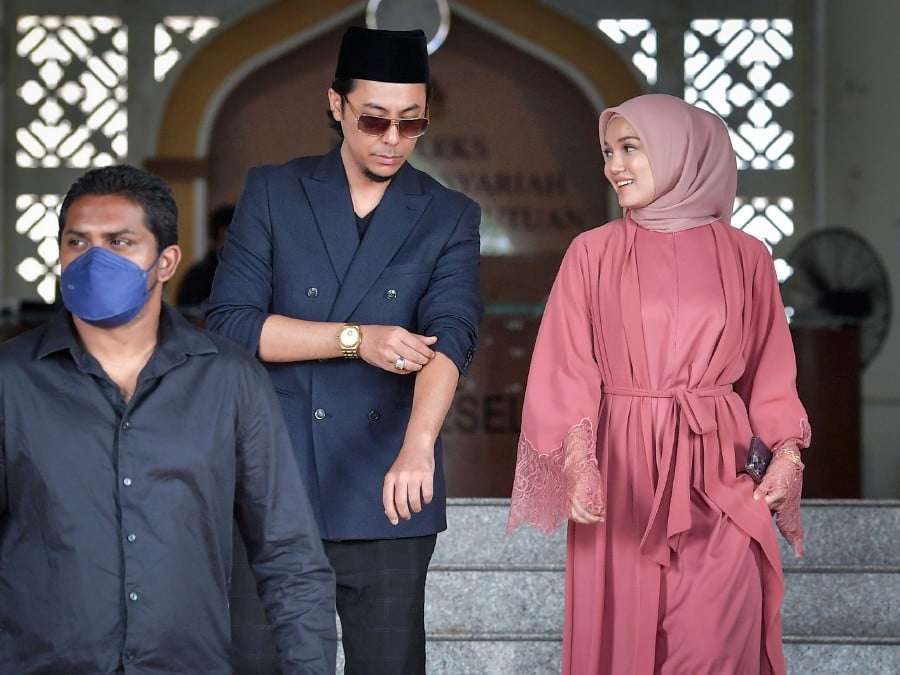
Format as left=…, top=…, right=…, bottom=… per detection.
left=314, top=408, right=326, bottom=420
left=368, top=410, right=380, bottom=421
left=385, top=289, right=397, bottom=300
left=307, top=287, right=319, bottom=298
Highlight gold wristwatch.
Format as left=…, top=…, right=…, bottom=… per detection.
left=338, top=324, right=362, bottom=358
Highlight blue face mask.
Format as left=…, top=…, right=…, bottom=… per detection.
left=60, top=247, right=160, bottom=328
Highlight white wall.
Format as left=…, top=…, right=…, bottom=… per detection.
left=825, top=0, right=900, bottom=497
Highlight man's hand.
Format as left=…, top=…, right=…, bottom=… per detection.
left=359, top=325, right=436, bottom=374
left=381, top=351, right=457, bottom=525
left=382, top=445, right=435, bottom=525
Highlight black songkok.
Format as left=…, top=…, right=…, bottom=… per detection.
left=335, top=26, right=430, bottom=84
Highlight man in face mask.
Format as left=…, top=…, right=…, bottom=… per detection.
left=0, top=165, right=337, bottom=673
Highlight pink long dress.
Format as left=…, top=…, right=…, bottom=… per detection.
left=509, top=215, right=811, bottom=674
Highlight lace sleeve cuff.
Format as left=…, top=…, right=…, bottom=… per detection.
left=781, top=418, right=812, bottom=451
left=760, top=445, right=806, bottom=557
left=507, top=419, right=604, bottom=535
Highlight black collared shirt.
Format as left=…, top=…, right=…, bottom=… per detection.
left=0, top=305, right=336, bottom=674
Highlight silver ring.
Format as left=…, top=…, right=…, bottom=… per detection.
left=394, top=357, right=406, bottom=371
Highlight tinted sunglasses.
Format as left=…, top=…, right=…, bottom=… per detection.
left=343, top=98, right=429, bottom=139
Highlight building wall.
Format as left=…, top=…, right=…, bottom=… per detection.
left=1, top=0, right=897, bottom=496
left=823, top=0, right=900, bottom=497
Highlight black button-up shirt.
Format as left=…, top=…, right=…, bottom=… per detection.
left=0, top=306, right=337, bottom=674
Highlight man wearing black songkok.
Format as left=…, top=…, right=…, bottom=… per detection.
left=205, top=26, right=482, bottom=674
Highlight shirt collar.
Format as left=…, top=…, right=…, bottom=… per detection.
left=36, top=309, right=85, bottom=361
left=37, top=304, right=219, bottom=373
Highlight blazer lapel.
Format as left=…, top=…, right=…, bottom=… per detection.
left=328, top=163, right=431, bottom=321
left=300, top=148, right=358, bottom=282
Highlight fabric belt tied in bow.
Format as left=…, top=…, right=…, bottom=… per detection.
left=601, top=384, right=734, bottom=566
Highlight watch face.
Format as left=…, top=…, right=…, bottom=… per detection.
left=340, top=326, right=359, bottom=346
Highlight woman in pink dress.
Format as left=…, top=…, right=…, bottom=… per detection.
left=508, top=94, right=811, bottom=674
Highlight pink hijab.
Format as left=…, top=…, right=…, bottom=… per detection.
left=599, top=94, right=738, bottom=232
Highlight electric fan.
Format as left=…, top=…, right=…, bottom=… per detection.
left=780, top=227, right=891, bottom=367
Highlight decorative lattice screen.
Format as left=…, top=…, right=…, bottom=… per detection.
left=11, top=14, right=219, bottom=301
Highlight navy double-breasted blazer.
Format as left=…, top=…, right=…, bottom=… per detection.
left=205, top=148, right=482, bottom=540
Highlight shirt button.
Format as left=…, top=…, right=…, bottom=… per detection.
left=122, top=477, right=133, bottom=487
left=368, top=410, right=380, bottom=421
left=121, top=421, right=130, bottom=430
left=385, top=289, right=398, bottom=300
left=124, top=651, right=134, bottom=661
left=129, top=592, right=139, bottom=601
left=306, top=287, right=319, bottom=298
left=127, top=533, right=137, bottom=543
left=314, top=408, right=326, bottom=420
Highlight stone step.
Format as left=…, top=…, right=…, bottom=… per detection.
left=777, top=499, right=900, bottom=569
left=385, top=639, right=900, bottom=675
left=337, top=499, right=900, bottom=674
left=783, top=570, right=900, bottom=637
left=424, top=639, right=559, bottom=675
left=424, top=499, right=900, bottom=654
left=424, top=568, right=900, bottom=638
left=436, top=499, right=900, bottom=569
left=782, top=640, right=900, bottom=675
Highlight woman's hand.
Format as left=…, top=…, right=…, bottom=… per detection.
left=569, top=495, right=604, bottom=524
left=752, top=447, right=803, bottom=514
left=753, top=483, right=788, bottom=513
left=751, top=448, right=805, bottom=557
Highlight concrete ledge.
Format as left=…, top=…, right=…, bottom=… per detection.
left=383, top=640, right=900, bottom=675
left=426, top=570, right=563, bottom=634
left=338, top=501, right=900, bottom=673
left=425, top=568, right=899, bottom=637
left=782, top=642, right=900, bottom=674
left=783, top=571, right=900, bottom=637
left=440, top=499, right=900, bottom=568
left=778, top=499, right=900, bottom=568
